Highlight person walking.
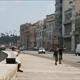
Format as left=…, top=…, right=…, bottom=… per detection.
left=53, top=47, right=58, bottom=65
left=58, top=47, right=63, bottom=64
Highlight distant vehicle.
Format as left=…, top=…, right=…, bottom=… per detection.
left=33, top=47, right=38, bottom=51
left=75, top=44, right=80, bottom=56
left=20, top=47, right=27, bottom=51
left=0, top=45, right=6, bottom=50
left=38, top=47, right=45, bottom=54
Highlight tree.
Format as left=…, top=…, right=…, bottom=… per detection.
left=0, top=33, right=20, bottom=46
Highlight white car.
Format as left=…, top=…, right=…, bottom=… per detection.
left=38, top=48, right=45, bottom=54
left=0, top=45, right=6, bottom=50
left=75, top=44, right=80, bottom=56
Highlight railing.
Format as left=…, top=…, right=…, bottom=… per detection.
left=64, top=33, right=71, bottom=37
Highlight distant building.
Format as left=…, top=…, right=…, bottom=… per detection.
left=35, top=20, right=44, bottom=49
left=43, top=14, right=55, bottom=50
left=20, top=23, right=31, bottom=49
left=20, top=14, right=56, bottom=50
left=55, top=0, right=63, bottom=47
left=27, top=23, right=37, bottom=49
left=20, top=22, right=38, bottom=50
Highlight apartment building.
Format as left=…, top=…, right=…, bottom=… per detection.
left=62, top=0, right=80, bottom=51
left=55, top=0, right=63, bottom=48
left=28, top=23, right=37, bottom=49
left=20, top=14, right=56, bottom=50
left=43, top=14, right=55, bottom=50
left=35, top=21, right=44, bottom=49
left=20, top=23, right=31, bottom=49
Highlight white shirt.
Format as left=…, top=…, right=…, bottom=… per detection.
left=3, top=51, right=21, bottom=63
left=7, top=51, right=18, bottom=58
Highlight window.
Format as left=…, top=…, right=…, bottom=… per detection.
left=64, top=9, right=72, bottom=22
left=48, top=32, right=51, bottom=40
left=64, top=23, right=72, bottom=35
left=69, top=1, right=73, bottom=4
left=75, top=17, right=80, bottom=31
left=43, top=25, right=46, bottom=29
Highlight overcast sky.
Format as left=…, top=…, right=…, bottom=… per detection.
left=0, top=0, right=55, bottom=35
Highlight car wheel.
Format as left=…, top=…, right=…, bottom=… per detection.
left=43, top=52, right=45, bottom=54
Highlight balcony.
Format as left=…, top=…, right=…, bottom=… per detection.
left=64, top=33, right=71, bottom=38
left=64, top=19, right=72, bottom=25
left=73, top=31, right=80, bottom=36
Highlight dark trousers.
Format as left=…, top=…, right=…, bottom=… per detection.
left=54, top=53, right=62, bottom=64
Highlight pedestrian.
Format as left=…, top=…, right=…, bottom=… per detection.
left=6, top=47, right=23, bottom=72
left=53, top=46, right=58, bottom=65
left=11, top=47, right=23, bottom=72
left=58, top=47, right=63, bottom=64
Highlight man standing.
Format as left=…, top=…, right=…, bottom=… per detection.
left=58, top=48, right=63, bottom=64
left=11, top=47, right=23, bottom=72
left=53, top=46, right=58, bottom=65
left=6, top=47, right=23, bottom=72
left=53, top=45, right=64, bottom=65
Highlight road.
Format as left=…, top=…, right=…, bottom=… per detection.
left=17, top=53, right=80, bottom=80
left=22, top=51, right=80, bottom=68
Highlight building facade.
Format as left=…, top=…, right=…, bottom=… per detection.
left=35, top=21, right=44, bottom=49
left=28, top=24, right=37, bottom=49
left=20, top=23, right=37, bottom=50
left=55, top=0, right=63, bottom=48
left=62, top=0, right=80, bottom=51
left=62, top=0, right=72, bottom=51
left=20, top=23, right=32, bottom=49
left=43, top=14, right=55, bottom=50
left=20, top=14, right=56, bottom=50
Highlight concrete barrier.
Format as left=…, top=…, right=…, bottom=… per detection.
left=0, top=50, right=18, bottom=80
left=0, top=64, right=17, bottom=80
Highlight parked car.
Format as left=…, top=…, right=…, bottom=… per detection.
left=0, top=45, right=6, bottom=51
left=75, top=44, right=80, bottom=56
left=20, top=47, right=27, bottom=51
left=38, top=48, right=45, bottom=54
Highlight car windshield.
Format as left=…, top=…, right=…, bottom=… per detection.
left=39, top=48, right=44, bottom=50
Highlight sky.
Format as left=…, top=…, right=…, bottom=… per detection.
left=0, top=0, right=55, bottom=35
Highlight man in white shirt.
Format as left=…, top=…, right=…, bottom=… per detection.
left=8, top=47, right=23, bottom=72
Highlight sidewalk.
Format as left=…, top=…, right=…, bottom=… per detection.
left=23, top=51, right=80, bottom=64
left=17, top=53, right=80, bottom=80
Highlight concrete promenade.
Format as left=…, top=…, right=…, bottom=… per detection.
left=17, top=53, right=80, bottom=80
left=0, top=50, right=18, bottom=80
left=23, top=51, right=80, bottom=68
